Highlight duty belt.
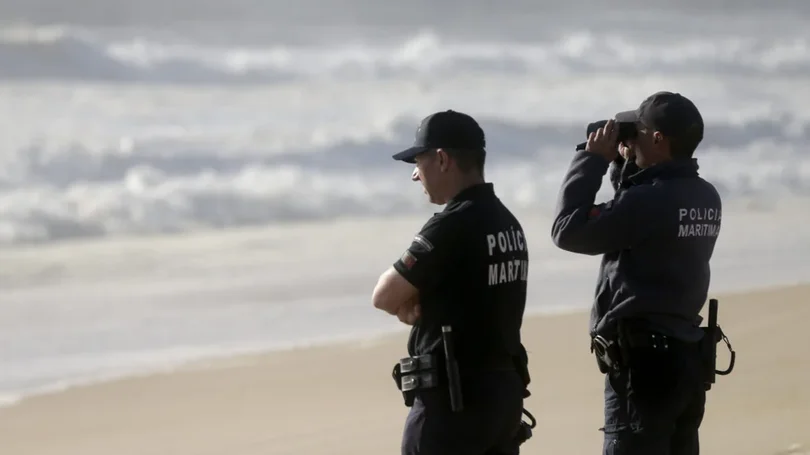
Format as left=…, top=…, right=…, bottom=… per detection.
left=390, top=326, right=537, bottom=449
left=590, top=299, right=736, bottom=389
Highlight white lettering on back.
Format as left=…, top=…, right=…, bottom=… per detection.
left=677, top=206, right=722, bottom=238
left=486, top=227, right=529, bottom=286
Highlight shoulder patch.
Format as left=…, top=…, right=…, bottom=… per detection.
left=413, top=234, right=434, bottom=251
left=400, top=250, right=417, bottom=269
left=589, top=201, right=614, bottom=219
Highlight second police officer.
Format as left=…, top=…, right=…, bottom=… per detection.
left=551, top=91, right=723, bottom=455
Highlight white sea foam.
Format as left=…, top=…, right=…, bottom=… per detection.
left=0, top=74, right=808, bottom=244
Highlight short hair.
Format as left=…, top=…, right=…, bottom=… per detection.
left=444, top=148, right=486, bottom=175
left=668, top=123, right=704, bottom=159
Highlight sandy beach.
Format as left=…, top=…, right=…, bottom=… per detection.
left=0, top=284, right=807, bottom=455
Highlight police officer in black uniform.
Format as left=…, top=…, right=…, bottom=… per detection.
left=550, top=92, right=722, bottom=455
left=371, top=110, right=533, bottom=455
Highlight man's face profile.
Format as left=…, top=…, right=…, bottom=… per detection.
left=412, top=150, right=449, bottom=205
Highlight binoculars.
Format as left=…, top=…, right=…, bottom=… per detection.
left=576, top=120, right=638, bottom=152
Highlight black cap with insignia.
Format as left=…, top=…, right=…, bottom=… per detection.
left=392, top=110, right=486, bottom=164
left=614, top=91, right=704, bottom=140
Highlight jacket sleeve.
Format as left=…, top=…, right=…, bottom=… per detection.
left=550, top=152, right=663, bottom=255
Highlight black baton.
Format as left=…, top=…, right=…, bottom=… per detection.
left=442, top=325, right=464, bottom=412
left=706, top=298, right=718, bottom=389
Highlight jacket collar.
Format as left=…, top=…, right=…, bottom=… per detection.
left=447, top=182, right=494, bottom=206
left=628, top=158, right=699, bottom=185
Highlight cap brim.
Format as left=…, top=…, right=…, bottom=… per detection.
left=614, top=110, right=639, bottom=123
left=392, top=146, right=428, bottom=164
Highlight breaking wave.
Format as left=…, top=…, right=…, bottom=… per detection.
left=2, top=25, right=810, bottom=84
left=1, top=113, right=808, bottom=245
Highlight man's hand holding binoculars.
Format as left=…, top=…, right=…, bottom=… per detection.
left=586, top=119, right=621, bottom=162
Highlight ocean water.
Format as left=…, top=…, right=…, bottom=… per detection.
left=1, top=0, right=810, bottom=407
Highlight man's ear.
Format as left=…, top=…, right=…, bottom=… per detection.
left=653, top=131, right=663, bottom=144
left=436, top=148, right=451, bottom=172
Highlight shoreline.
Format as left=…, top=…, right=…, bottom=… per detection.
left=1, top=281, right=806, bottom=412
left=0, top=303, right=584, bottom=411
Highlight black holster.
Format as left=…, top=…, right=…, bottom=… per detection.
left=590, top=321, right=630, bottom=373
left=512, top=344, right=536, bottom=447
left=591, top=334, right=623, bottom=373
left=700, top=298, right=736, bottom=390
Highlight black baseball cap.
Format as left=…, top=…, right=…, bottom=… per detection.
left=614, top=91, right=704, bottom=138
left=392, top=110, right=486, bottom=163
